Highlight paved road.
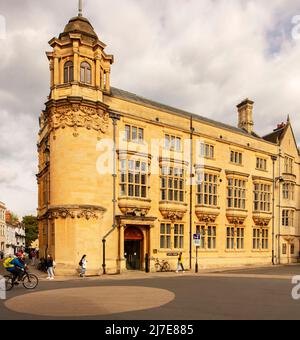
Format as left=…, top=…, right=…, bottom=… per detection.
left=1, top=265, right=300, bottom=320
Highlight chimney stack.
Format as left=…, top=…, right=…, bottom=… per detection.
left=237, top=98, right=254, bottom=134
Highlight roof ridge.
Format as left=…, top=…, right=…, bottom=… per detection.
left=110, top=87, right=263, bottom=139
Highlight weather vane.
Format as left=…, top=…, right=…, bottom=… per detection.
left=78, top=0, right=83, bottom=17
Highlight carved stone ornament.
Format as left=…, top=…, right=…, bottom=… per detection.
left=118, top=198, right=151, bottom=217
left=195, top=206, right=220, bottom=223
left=161, top=210, right=185, bottom=222
left=252, top=214, right=272, bottom=227
left=47, top=205, right=106, bottom=220
left=226, top=215, right=247, bottom=225
left=196, top=212, right=219, bottom=223
left=49, top=104, right=109, bottom=138
left=159, top=202, right=188, bottom=222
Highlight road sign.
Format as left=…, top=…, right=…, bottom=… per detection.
left=193, top=234, right=201, bottom=247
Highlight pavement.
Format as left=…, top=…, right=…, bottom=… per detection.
left=2, top=261, right=300, bottom=282
left=2, top=263, right=300, bottom=320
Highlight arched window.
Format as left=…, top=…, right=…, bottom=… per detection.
left=64, top=61, right=74, bottom=83
left=80, top=61, right=91, bottom=84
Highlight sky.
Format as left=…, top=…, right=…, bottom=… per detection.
left=0, top=0, right=299, bottom=218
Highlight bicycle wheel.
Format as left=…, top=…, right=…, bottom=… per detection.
left=154, top=263, right=161, bottom=272
left=4, top=275, right=13, bottom=291
left=22, top=274, right=39, bottom=290
left=163, top=263, right=171, bottom=272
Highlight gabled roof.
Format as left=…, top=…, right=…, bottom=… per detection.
left=263, top=120, right=300, bottom=155
left=263, top=126, right=286, bottom=144
left=110, top=87, right=262, bottom=139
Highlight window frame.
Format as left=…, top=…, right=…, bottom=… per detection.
left=196, top=172, right=218, bottom=207
left=119, top=159, right=148, bottom=199
left=230, top=150, right=243, bottom=165
left=164, top=134, right=182, bottom=152
left=161, top=165, right=185, bottom=203
left=253, top=182, right=271, bottom=213
left=64, top=61, right=74, bottom=83
left=199, top=142, right=215, bottom=159
left=196, top=225, right=217, bottom=250
left=80, top=61, right=92, bottom=85
left=124, top=125, right=144, bottom=143
left=256, top=157, right=267, bottom=171
left=227, top=177, right=246, bottom=210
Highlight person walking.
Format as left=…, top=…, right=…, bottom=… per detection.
left=46, top=254, right=55, bottom=280
left=79, top=255, right=87, bottom=277
left=31, top=250, right=37, bottom=266
left=176, top=252, right=185, bottom=273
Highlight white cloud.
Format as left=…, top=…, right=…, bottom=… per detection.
left=0, top=0, right=299, bottom=217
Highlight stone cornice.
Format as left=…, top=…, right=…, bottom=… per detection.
left=252, top=176, right=273, bottom=183
left=117, top=150, right=152, bottom=160
left=195, top=165, right=222, bottom=173
left=225, top=170, right=250, bottom=178
left=38, top=205, right=106, bottom=220
left=159, top=157, right=189, bottom=167
left=41, top=97, right=110, bottom=138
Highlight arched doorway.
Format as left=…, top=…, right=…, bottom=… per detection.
left=124, top=227, right=144, bottom=270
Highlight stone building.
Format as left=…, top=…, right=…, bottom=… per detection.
left=0, top=202, right=6, bottom=258
left=37, top=9, right=299, bottom=275
left=5, top=211, right=26, bottom=256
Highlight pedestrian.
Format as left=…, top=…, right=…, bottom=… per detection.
left=79, top=255, right=87, bottom=277
left=176, top=252, right=185, bottom=273
left=46, top=254, right=55, bottom=280
left=31, top=250, right=37, bottom=266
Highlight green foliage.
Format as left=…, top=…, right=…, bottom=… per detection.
left=22, top=215, right=38, bottom=248
left=10, top=212, right=19, bottom=223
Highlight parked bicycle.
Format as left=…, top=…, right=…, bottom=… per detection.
left=4, top=267, right=39, bottom=291
left=154, top=258, right=171, bottom=272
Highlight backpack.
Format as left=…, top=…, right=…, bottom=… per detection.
left=3, top=257, right=14, bottom=269
left=79, top=260, right=83, bottom=266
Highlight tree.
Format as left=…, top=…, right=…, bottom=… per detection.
left=22, top=215, right=38, bottom=248
left=10, top=212, right=19, bottom=224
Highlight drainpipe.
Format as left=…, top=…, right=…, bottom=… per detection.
left=189, top=116, right=194, bottom=270
left=271, top=155, right=277, bottom=265
left=277, top=148, right=282, bottom=265
left=102, top=112, right=120, bottom=275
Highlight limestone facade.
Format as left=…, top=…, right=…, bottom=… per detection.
left=37, top=13, right=300, bottom=275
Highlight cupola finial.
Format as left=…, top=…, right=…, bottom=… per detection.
left=78, top=0, right=83, bottom=17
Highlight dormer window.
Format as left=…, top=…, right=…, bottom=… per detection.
left=80, top=61, right=91, bottom=84
left=64, top=61, right=74, bottom=83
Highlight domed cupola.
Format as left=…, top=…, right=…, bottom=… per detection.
left=46, top=0, right=114, bottom=102
left=60, top=16, right=99, bottom=41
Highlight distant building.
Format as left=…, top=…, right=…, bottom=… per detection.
left=0, top=202, right=6, bottom=258
left=5, top=211, right=26, bottom=256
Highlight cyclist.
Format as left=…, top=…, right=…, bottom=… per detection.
left=6, top=253, right=26, bottom=285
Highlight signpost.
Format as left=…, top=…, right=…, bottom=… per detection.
left=193, top=234, right=201, bottom=273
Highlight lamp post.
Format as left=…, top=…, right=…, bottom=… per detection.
left=195, top=246, right=199, bottom=273
left=271, top=155, right=277, bottom=265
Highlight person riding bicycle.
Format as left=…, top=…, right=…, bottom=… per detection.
left=5, top=252, right=26, bottom=285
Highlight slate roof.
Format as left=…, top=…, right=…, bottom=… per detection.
left=110, top=87, right=263, bottom=139
left=263, top=126, right=286, bottom=144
